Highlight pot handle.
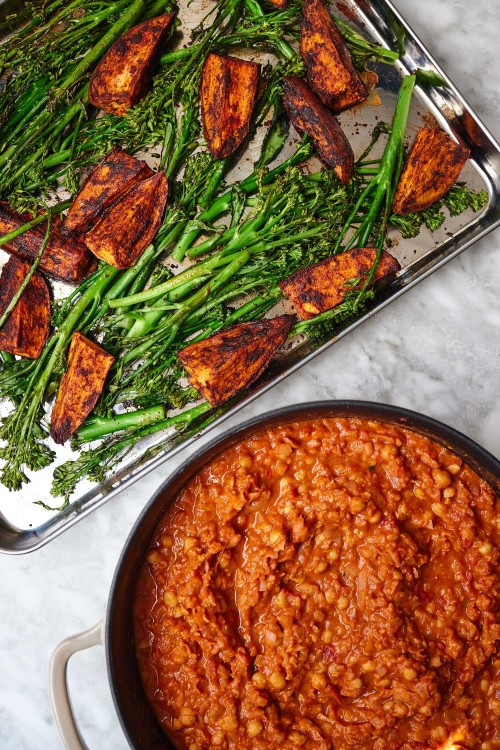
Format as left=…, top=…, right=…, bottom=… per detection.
left=49, top=619, right=105, bottom=750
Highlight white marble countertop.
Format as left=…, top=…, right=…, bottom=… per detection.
left=1, top=0, right=500, bottom=748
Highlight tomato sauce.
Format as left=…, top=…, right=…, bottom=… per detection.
left=133, top=417, right=499, bottom=749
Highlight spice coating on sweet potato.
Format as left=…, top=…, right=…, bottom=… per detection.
left=89, top=14, right=175, bottom=116
left=392, top=127, right=470, bottom=215
left=0, top=257, right=50, bottom=358
left=63, top=148, right=153, bottom=235
left=282, top=76, right=354, bottom=183
left=84, top=171, right=168, bottom=269
left=280, top=247, right=400, bottom=319
left=267, top=0, right=287, bottom=7
left=0, top=204, right=95, bottom=284
left=201, top=53, right=261, bottom=160
left=300, top=0, right=367, bottom=112
left=50, top=332, right=114, bottom=444
left=178, top=315, right=295, bottom=406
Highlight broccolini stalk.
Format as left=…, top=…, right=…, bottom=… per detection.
left=51, top=402, right=212, bottom=503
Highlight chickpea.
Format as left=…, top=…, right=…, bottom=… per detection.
left=322, top=628, right=333, bottom=644
left=361, top=660, right=376, bottom=672
left=220, top=711, right=238, bottom=732
left=316, top=561, right=328, bottom=573
left=350, top=497, right=366, bottom=514
left=393, top=702, right=408, bottom=718
left=403, top=667, right=417, bottom=681
left=146, top=550, right=160, bottom=564
left=447, top=463, right=461, bottom=475
left=163, top=590, right=179, bottom=608
left=247, top=720, right=263, bottom=737
left=431, top=502, right=447, bottom=518
left=184, top=537, right=197, bottom=550
left=289, top=731, right=306, bottom=746
left=252, top=671, right=267, bottom=689
left=325, top=590, right=336, bottom=604
left=311, top=673, right=327, bottom=690
left=160, top=534, right=173, bottom=548
left=368, top=511, right=381, bottom=524
left=270, top=530, right=285, bottom=547
left=479, top=542, right=492, bottom=555
left=432, top=469, right=451, bottom=489
left=269, top=671, right=286, bottom=689
left=276, top=443, right=292, bottom=459
left=337, top=596, right=349, bottom=611
left=413, top=487, right=425, bottom=500
left=179, top=708, right=196, bottom=727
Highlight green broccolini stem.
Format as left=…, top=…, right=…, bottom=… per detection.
left=334, top=73, right=416, bottom=254
left=170, top=137, right=313, bottom=262
left=77, top=404, right=167, bottom=442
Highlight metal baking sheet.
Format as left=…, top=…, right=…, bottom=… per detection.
left=1, top=0, right=499, bottom=553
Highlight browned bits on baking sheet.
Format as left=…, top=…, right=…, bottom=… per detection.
left=134, top=417, right=499, bottom=749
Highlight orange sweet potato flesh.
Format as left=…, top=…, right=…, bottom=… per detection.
left=392, top=127, right=470, bottom=215
left=63, top=148, right=152, bottom=235
left=50, top=332, right=114, bottom=445
left=0, top=204, right=95, bottom=284
left=201, top=53, right=261, bottom=160
left=267, top=0, right=287, bottom=7
left=280, top=247, right=400, bottom=319
left=301, top=0, right=367, bottom=113
left=282, top=76, right=354, bottom=183
left=84, top=171, right=168, bottom=269
left=89, top=14, right=175, bottom=116
left=0, top=257, right=50, bottom=359
left=178, top=315, right=295, bottom=407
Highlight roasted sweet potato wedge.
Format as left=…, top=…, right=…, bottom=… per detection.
left=0, top=204, right=95, bottom=284
left=282, top=76, right=354, bottom=183
left=84, top=171, right=168, bottom=269
left=178, top=315, right=294, bottom=407
left=201, top=53, right=261, bottom=160
left=392, top=127, right=470, bottom=215
left=63, top=148, right=153, bottom=235
left=267, top=0, right=287, bottom=7
left=301, top=0, right=367, bottom=113
left=50, top=332, right=114, bottom=445
left=0, top=257, right=50, bottom=359
left=280, top=247, right=400, bottom=319
left=89, top=14, right=175, bottom=116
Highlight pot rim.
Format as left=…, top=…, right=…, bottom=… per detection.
left=104, top=399, right=500, bottom=749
